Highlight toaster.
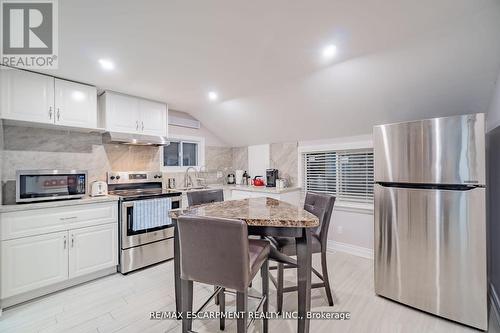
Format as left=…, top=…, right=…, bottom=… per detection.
left=90, top=181, right=108, bottom=197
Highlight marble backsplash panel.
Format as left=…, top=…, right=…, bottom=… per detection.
left=231, top=146, right=248, bottom=171
left=1, top=125, right=233, bottom=203
left=205, top=146, right=233, bottom=172
left=270, top=141, right=298, bottom=187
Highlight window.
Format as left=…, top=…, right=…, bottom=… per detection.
left=163, top=141, right=199, bottom=167
left=302, top=149, right=374, bottom=203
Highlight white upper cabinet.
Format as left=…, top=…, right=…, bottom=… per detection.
left=54, top=79, right=97, bottom=128
left=0, top=67, right=98, bottom=130
left=100, top=92, right=140, bottom=133
left=99, top=91, right=168, bottom=137
left=1, top=67, right=55, bottom=124
left=139, top=99, right=167, bottom=136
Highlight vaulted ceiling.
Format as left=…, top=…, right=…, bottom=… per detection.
left=43, top=0, right=500, bottom=146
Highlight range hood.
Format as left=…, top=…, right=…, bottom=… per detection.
left=102, top=132, right=170, bottom=146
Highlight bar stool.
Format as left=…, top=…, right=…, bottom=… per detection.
left=177, top=215, right=270, bottom=333
left=187, top=189, right=224, bottom=206
left=268, top=192, right=336, bottom=313
left=186, top=188, right=224, bottom=305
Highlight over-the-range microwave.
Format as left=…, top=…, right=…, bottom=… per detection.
left=16, top=169, right=87, bottom=203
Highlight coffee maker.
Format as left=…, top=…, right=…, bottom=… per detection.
left=266, top=169, right=278, bottom=187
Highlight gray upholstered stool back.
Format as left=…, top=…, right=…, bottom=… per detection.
left=303, top=192, right=336, bottom=245
left=187, top=189, right=224, bottom=206
left=177, top=215, right=251, bottom=292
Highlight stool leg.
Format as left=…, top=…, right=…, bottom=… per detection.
left=236, top=291, right=248, bottom=333
left=215, top=286, right=219, bottom=305
left=277, top=262, right=284, bottom=314
left=180, top=279, right=193, bottom=333
left=321, top=251, right=334, bottom=306
left=219, top=287, right=226, bottom=330
left=261, top=260, right=269, bottom=333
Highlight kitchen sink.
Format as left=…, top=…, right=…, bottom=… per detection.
left=176, top=186, right=209, bottom=191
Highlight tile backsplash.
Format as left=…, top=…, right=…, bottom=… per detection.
left=0, top=124, right=300, bottom=203
left=1, top=125, right=233, bottom=203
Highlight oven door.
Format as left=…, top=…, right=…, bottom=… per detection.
left=121, top=197, right=180, bottom=249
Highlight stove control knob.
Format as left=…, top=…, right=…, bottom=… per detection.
left=116, top=175, right=121, bottom=180
left=158, top=174, right=162, bottom=178
left=110, top=176, right=115, bottom=180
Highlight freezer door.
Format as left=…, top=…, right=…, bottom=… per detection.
left=374, top=184, right=487, bottom=330
left=373, top=113, right=485, bottom=185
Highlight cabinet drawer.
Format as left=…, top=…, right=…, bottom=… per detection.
left=1, top=202, right=118, bottom=240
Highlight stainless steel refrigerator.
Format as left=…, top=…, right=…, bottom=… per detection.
left=373, top=113, right=487, bottom=330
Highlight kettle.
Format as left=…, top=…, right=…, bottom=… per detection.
left=253, top=176, right=265, bottom=186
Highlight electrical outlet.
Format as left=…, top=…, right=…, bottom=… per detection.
left=337, top=226, right=343, bottom=234
left=217, top=171, right=223, bottom=178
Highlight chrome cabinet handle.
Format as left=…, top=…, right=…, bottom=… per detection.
left=141, top=121, right=144, bottom=131
left=60, top=216, right=77, bottom=221
left=63, top=236, right=67, bottom=249
left=136, top=120, right=139, bottom=131
left=57, top=108, right=60, bottom=121
left=49, top=106, right=53, bottom=119
left=71, top=235, right=74, bottom=248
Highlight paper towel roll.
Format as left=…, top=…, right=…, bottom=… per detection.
left=235, top=170, right=244, bottom=185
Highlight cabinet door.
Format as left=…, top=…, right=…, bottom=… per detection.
left=139, top=100, right=167, bottom=136
left=69, top=223, right=117, bottom=278
left=1, top=231, right=68, bottom=298
left=54, top=79, right=97, bottom=128
left=104, top=93, right=140, bottom=133
left=1, top=67, right=54, bottom=124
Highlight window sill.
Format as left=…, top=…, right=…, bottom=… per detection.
left=335, top=201, right=374, bottom=214
left=162, top=166, right=200, bottom=172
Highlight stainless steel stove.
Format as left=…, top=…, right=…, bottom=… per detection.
left=108, top=171, right=182, bottom=274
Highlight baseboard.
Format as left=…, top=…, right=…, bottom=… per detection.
left=327, top=240, right=374, bottom=259
left=0, top=266, right=117, bottom=310
left=491, top=283, right=500, bottom=329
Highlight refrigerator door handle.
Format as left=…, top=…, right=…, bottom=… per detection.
left=375, top=182, right=481, bottom=191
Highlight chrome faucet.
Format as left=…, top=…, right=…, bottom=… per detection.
left=184, top=166, right=198, bottom=188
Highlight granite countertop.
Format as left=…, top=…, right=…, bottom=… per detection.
left=0, top=195, right=120, bottom=213
left=169, top=197, right=319, bottom=228
left=223, top=184, right=301, bottom=194
left=173, top=184, right=301, bottom=195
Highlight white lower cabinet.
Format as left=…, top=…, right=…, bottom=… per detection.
left=69, top=223, right=117, bottom=279
left=1, top=231, right=68, bottom=298
left=0, top=202, right=118, bottom=303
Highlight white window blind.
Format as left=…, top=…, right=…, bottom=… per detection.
left=302, top=149, right=374, bottom=203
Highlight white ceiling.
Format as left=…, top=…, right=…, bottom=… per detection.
left=44, top=0, right=500, bottom=146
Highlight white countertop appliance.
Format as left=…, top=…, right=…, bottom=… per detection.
left=16, top=169, right=87, bottom=203
left=235, top=170, right=244, bottom=185
left=90, top=181, right=108, bottom=196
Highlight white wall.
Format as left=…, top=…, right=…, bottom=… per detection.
left=248, top=144, right=270, bottom=178
left=298, top=134, right=374, bottom=256
left=168, top=110, right=229, bottom=147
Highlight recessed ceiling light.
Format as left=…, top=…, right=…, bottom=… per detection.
left=322, top=44, right=337, bottom=59
left=208, top=91, right=218, bottom=101
left=98, top=59, right=115, bottom=71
